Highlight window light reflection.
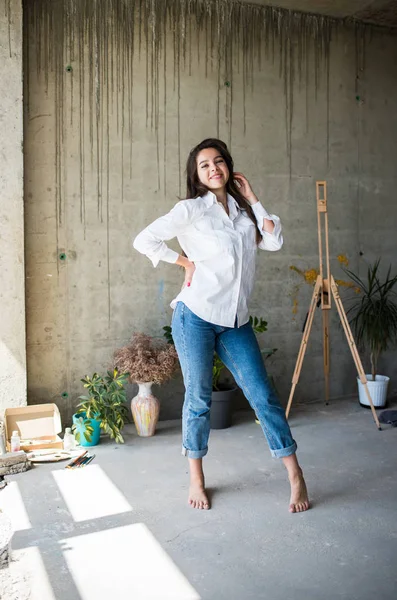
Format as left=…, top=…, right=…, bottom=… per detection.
left=52, top=464, right=132, bottom=522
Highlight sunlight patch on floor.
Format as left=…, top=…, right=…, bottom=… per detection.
left=0, top=481, right=32, bottom=531
left=61, top=522, right=201, bottom=600
left=0, top=546, right=56, bottom=600
left=52, top=464, right=132, bottom=522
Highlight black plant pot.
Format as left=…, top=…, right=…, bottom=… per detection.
left=210, top=386, right=237, bottom=430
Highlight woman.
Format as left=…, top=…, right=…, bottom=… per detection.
left=133, top=138, right=309, bottom=513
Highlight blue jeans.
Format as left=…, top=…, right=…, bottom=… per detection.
left=171, top=302, right=297, bottom=459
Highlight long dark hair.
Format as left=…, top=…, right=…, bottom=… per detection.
left=185, top=138, right=262, bottom=245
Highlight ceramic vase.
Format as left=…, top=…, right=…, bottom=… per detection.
left=131, top=382, right=160, bottom=437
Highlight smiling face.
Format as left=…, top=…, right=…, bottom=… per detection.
left=196, top=147, right=230, bottom=193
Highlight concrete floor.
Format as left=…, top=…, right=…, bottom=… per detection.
left=0, top=398, right=397, bottom=600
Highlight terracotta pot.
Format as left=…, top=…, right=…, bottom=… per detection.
left=131, top=382, right=160, bottom=437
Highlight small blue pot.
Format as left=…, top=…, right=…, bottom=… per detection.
left=72, top=412, right=101, bottom=446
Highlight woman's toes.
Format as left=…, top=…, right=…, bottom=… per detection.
left=188, top=484, right=210, bottom=509
left=290, top=500, right=309, bottom=513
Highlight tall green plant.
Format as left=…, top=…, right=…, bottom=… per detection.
left=212, top=354, right=225, bottom=391
left=74, top=369, right=129, bottom=444
left=344, top=259, right=397, bottom=380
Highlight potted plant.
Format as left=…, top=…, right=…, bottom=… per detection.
left=344, top=259, right=397, bottom=408
left=114, top=333, right=179, bottom=437
left=72, top=369, right=129, bottom=446
left=164, top=316, right=274, bottom=430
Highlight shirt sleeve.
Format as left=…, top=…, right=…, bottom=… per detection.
left=251, top=201, right=283, bottom=251
left=133, top=201, right=191, bottom=267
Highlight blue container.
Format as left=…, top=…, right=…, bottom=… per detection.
left=72, top=412, right=101, bottom=446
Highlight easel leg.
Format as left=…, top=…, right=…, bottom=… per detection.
left=286, top=276, right=322, bottom=418
left=323, top=309, right=330, bottom=405
left=330, top=277, right=381, bottom=430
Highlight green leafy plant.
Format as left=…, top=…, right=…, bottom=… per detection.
left=212, top=354, right=225, bottom=391
left=163, top=316, right=276, bottom=391
left=73, top=369, right=129, bottom=444
left=249, top=315, right=268, bottom=333
left=72, top=415, right=94, bottom=444
left=344, top=259, right=397, bottom=380
left=163, top=325, right=174, bottom=345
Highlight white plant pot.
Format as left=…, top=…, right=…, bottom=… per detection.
left=357, top=375, right=389, bottom=408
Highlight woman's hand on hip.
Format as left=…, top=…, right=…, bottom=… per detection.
left=182, top=261, right=196, bottom=289
left=233, top=172, right=259, bottom=206
left=176, top=255, right=196, bottom=289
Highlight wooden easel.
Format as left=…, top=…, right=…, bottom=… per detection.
left=286, top=181, right=381, bottom=430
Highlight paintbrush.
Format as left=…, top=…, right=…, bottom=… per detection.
left=77, top=455, right=91, bottom=467
left=78, top=454, right=95, bottom=467
left=65, top=450, right=87, bottom=469
left=73, top=452, right=89, bottom=468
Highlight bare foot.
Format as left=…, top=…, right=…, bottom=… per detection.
left=288, top=469, right=310, bottom=513
left=188, top=481, right=210, bottom=510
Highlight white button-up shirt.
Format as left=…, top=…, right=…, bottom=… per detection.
left=133, top=191, right=283, bottom=327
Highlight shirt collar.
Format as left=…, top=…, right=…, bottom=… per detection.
left=202, top=190, right=240, bottom=220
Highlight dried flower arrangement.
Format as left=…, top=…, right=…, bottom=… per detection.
left=114, top=332, right=179, bottom=384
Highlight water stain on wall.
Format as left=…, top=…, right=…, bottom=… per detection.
left=24, top=0, right=373, bottom=233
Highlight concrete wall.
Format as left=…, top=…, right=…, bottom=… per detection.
left=23, top=3, right=397, bottom=426
left=0, top=1, right=26, bottom=416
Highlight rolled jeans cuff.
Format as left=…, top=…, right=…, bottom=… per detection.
left=182, top=445, right=208, bottom=459
left=270, top=440, right=297, bottom=459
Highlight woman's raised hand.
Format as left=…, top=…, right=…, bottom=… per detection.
left=233, top=172, right=258, bottom=206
